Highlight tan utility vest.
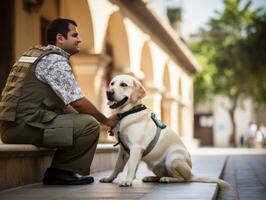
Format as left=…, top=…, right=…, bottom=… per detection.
left=0, top=45, right=66, bottom=126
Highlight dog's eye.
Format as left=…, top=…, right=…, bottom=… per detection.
left=110, top=82, right=114, bottom=86
left=120, top=82, right=128, bottom=87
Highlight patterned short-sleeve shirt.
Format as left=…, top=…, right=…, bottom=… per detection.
left=35, top=45, right=84, bottom=105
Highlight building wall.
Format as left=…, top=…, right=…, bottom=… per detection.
left=213, top=97, right=253, bottom=147
left=11, top=0, right=196, bottom=145
left=195, top=97, right=254, bottom=147
left=14, top=0, right=59, bottom=60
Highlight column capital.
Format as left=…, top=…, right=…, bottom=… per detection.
left=144, top=84, right=164, bottom=94
left=70, top=53, right=111, bottom=67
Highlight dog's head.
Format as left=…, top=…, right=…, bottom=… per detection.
left=106, top=75, right=146, bottom=110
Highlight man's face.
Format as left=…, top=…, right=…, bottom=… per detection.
left=60, top=24, right=81, bottom=55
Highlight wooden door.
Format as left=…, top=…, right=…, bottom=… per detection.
left=194, top=113, right=214, bottom=146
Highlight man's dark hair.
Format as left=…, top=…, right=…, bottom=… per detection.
left=46, top=18, right=77, bottom=45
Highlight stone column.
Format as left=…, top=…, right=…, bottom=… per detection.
left=70, top=53, right=113, bottom=143
left=162, top=95, right=178, bottom=132
left=144, top=85, right=163, bottom=119
left=178, top=97, right=198, bottom=148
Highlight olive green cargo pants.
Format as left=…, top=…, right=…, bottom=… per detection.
left=1, top=113, right=100, bottom=175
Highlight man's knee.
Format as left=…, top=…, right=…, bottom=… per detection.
left=74, top=114, right=100, bottom=137
left=79, top=114, right=100, bottom=136
left=87, top=116, right=99, bottom=130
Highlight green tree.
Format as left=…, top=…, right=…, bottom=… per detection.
left=167, top=7, right=182, bottom=24
left=239, top=12, right=266, bottom=106
left=167, top=7, right=182, bottom=32
left=190, top=0, right=266, bottom=147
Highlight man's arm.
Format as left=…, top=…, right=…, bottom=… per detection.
left=64, top=105, right=78, bottom=114
left=70, top=97, right=117, bottom=127
left=35, top=54, right=118, bottom=127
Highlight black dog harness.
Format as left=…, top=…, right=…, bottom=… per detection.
left=113, top=104, right=166, bottom=157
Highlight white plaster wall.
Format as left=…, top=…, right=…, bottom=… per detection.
left=149, top=42, right=168, bottom=89
left=171, top=102, right=178, bottom=132
left=235, top=98, right=253, bottom=142
left=183, top=107, right=193, bottom=141
left=167, top=60, right=179, bottom=97
left=176, top=68, right=183, bottom=97
left=213, top=96, right=253, bottom=147
left=213, top=97, right=233, bottom=147
left=182, top=74, right=191, bottom=103
left=123, top=18, right=148, bottom=77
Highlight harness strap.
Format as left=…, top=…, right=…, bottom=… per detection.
left=113, top=111, right=166, bottom=157
left=113, top=131, right=130, bottom=154
left=142, top=126, right=162, bottom=157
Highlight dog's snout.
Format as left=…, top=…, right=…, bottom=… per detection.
left=106, top=90, right=114, bottom=100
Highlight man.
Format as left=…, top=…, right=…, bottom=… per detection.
left=0, top=18, right=118, bottom=185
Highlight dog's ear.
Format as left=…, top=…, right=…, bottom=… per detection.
left=131, top=79, right=146, bottom=102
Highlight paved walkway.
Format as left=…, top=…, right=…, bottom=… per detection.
left=0, top=155, right=225, bottom=200
left=218, top=154, right=266, bottom=200
left=0, top=148, right=265, bottom=200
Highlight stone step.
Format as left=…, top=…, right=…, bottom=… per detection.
left=0, top=144, right=118, bottom=190
left=0, top=154, right=227, bottom=199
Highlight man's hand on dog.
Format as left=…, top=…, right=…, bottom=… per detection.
left=105, top=115, right=119, bottom=127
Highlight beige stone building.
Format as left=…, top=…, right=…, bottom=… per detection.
left=1, top=0, right=200, bottom=146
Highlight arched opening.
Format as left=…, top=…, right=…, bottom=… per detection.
left=105, top=11, right=130, bottom=78
left=99, top=10, right=131, bottom=115
left=161, top=63, right=172, bottom=127
left=140, top=41, right=154, bottom=84
left=140, top=41, right=155, bottom=109
left=60, top=0, right=95, bottom=103
left=178, top=77, right=183, bottom=97
left=178, top=77, right=184, bottom=136
left=60, top=0, right=94, bottom=53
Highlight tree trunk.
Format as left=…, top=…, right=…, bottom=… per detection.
left=228, top=95, right=238, bottom=147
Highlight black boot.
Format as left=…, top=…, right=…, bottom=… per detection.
left=43, top=168, right=94, bottom=185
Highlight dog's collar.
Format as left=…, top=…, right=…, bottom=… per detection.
left=117, top=104, right=147, bottom=121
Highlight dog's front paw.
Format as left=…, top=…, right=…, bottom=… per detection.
left=119, top=180, right=132, bottom=187
left=99, top=177, right=114, bottom=183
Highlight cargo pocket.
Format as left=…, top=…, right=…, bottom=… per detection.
left=41, top=110, right=58, bottom=123
left=42, top=98, right=57, bottom=109
left=43, top=127, right=73, bottom=147
left=25, top=113, right=74, bottom=147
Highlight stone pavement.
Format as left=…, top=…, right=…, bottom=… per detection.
left=0, top=148, right=265, bottom=200
left=0, top=154, right=225, bottom=200
left=217, top=154, right=266, bottom=200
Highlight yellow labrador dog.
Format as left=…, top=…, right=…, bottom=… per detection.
left=100, top=74, right=230, bottom=190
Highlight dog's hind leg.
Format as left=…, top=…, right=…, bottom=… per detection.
left=170, top=159, right=192, bottom=181
left=159, top=159, right=191, bottom=183
left=159, top=176, right=184, bottom=183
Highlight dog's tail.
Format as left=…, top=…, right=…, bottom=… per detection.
left=189, top=175, right=232, bottom=191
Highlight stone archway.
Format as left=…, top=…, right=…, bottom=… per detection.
left=60, top=0, right=94, bottom=53
left=161, top=63, right=172, bottom=127
left=98, top=10, right=131, bottom=115
left=178, top=76, right=184, bottom=136
left=105, top=11, right=130, bottom=77
left=140, top=41, right=158, bottom=111
left=60, top=0, right=99, bottom=104
left=140, top=42, right=154, bottom=84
